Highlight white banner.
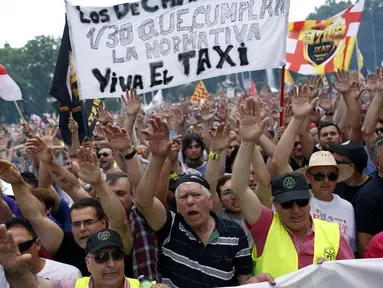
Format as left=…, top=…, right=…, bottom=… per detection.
left=227, top=259, right=383, bottom=288
left=66, top=0, right=290, bottom=99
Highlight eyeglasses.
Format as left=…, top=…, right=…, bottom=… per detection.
left=294, top=141, right=301, bottom=147
left=98, top=152, right=110, bottom=158
left=94, top=249, right=125, bottom=264
left=71, top=219, right=100, bottom=229
left=18, top=237, right=37, bottom=253
left=309, top=172, right=339, bottom=182
left=280, top=199, right=309, bottom=209
left=375, top=128, right=383, bottom=134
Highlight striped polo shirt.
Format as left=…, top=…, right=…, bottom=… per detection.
left=158, top=210, right=253, bottom=287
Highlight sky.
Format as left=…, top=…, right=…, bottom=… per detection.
left=0, top=0, right=327, bottom=48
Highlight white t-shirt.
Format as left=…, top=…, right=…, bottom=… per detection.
left=310, top=194, right=357, bottom=252
left=0, top=259, right=81, bottom=286
left=36, top=258, right=82, bottom=280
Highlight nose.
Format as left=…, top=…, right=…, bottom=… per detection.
left=186, top=195, right=195, bottom=206
left=322, top=175, right=330, bottom=183
left=291, top=202, right=301, bottom=213
left=106, top=257, right=117, bottom=268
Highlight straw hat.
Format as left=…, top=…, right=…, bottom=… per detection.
left=296, top=151, right=354, bottom=183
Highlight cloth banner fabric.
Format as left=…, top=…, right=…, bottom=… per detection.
left=286, top=0, right=365, bottom=75
left=226, top=259, right=383, bottom=288
left=66, top=0, right=290, bottom=99
left=0, top=64, right=22, bottom=101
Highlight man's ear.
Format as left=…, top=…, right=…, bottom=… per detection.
left=36, top=238, right=41, bottom=252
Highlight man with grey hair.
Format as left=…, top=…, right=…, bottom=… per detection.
left=354, top=136, right=383, bottom=257
left=134, top=116, right=276, bottom=288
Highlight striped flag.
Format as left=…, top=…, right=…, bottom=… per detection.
left=284, top=70, right=294, bottom=86
left=357, top=49, right=368, bottom=78
left=286, top=0, right=365, bottom=75
left=190, top=81, right=208, bottom=104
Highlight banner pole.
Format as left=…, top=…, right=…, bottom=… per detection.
left=279, top=65, right=286, bottom=127
left=13, top=101, right=25, bottom=123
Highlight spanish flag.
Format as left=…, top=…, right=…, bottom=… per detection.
left=190, top=81, right=209, bottom=104
left=286, top=0, right=365, bottom=75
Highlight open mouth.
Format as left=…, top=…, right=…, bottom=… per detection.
left=104, top=272, right=118, bottom=277
left=188, top=211, right=198, bottom=216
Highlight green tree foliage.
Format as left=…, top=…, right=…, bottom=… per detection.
left=307, top=0, right=383, bottom=72
left=0, top=36, right=60, bottom=123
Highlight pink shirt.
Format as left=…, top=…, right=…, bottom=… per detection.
left=364, top=232, right=383, bottom=258
left=51, top=278, right=129, bottom=288
left=246, top=206, right=354, bottom=269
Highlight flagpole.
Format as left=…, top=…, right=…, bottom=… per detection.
left=279, top=65, right=286, bottom=127
left=13, top=101, right=25, bottom=123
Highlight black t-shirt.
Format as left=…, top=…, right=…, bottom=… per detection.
left=333, top=177, right=371, bottom=205
left=54, top=232, right=89, bottom=276
left=354, top=176, right=383, bottom=235
left=54, top=232, right=133, bottom=277
left=290, top=157, right=308, bottom=171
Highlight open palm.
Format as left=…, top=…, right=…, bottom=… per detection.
left=101, top=124, right=132, bottom=152
left=142, top=117, right=172, bottom=158
left=0, top=160, right=23, bottom=184
left=239, top=98, right=268, bottom=143
left=291, top=85, right=318, bottom=119
left=122, top=89, right=142, bottom=117
left=74, top=147, right=102, bottom=184
left=25, top=136, right=54, bottom=164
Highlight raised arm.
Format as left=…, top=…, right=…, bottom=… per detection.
left=0, top=191, right=13, bottom=221
left=273, top=85, right=318, bottom=175
left=252, top=145, right=272, bottom=208
left=0, top=224, right=52, bottom=288
left=205, top=123, right=233, bottom=215
left=362, top=67, right=383, bottom=144
left=26, top=136, right=90, bottom=201
left=135, top=117, right=173, bottom=231
left=121, top=88, right=142, bottom=145
left=200, top=103, right=216, bottom=154
left=332, top=70, right=364, bottom=145
left=68, top=116, right=81, bottom=155
left=0, top=160, right=64, bottom=255
left=231, top=98, right=269, bottom=226
left=72, top=146, right=133, bottom=255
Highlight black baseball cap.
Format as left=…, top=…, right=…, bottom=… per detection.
left=176, top=174, right=210, bottom=191
left=272, top=172, right=310, bottom=204
left=328, top=141, right=368, bottom=171
left=85, top=229, right=123, bottom=254
left=169, top=171, right=183, bottom=192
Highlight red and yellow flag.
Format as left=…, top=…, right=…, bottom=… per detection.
left=190, top=80, right=208, bottom=104
left=286, top=0, right=365, bottom=75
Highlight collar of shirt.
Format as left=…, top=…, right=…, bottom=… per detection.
left=88, top=277, right=129, bottom=288
left=180, top=212, right=228, bottom=237
left=282, top=217, right=314, bottom=249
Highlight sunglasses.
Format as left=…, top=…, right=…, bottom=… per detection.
left=18, top=237, right=37, bottom=253
left=280, top=199, right=309, bottom=209
left=375, top=128, right=383, bottom=134
left=294, top=141, right=301, bottom=147
left=94, top=249, right=124, bottom=264
left=310, top=172, right=339, bottom=182
left=98, top=152, right=110, bottom=158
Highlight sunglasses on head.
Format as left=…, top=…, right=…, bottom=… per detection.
left=94, top=249, right=124, bottom=264
left=98, top=152, right=110, bottom=158
left=280, top=199, right=309, bottom=209
left=375, top=128, right=383, bottom=134
left=18, top=237, right=37, bottom=253
left=310, top=172, right=339, bottom=182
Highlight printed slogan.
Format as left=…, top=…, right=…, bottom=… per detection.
left=66, top=0, right=290, bottom=99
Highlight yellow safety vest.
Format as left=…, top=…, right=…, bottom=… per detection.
left=252, top=213, right=340, bottom=278
left=75, top=277, right=140, bottom=288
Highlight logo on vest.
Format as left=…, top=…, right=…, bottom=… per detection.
left=98, top=231, right=111, bottom=241
left=324, top=247, right=335, bottom=260
left=282, top=177, right=296, bottom=189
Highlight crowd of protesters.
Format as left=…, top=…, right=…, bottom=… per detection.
left=0, top=67, right=383, bottom=288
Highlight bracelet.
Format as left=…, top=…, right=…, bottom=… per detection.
left=124, top=148, right=136, bottom=160
left=208, top=152, right=220, bottom=160
left=325, top=112, right=334, bottom=116
left=0, top=149, right=5, bottom=152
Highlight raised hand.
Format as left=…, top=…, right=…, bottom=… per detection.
left=22, top=123, right=33, bottom=139
left=38, top=124, right=58, bottom=147
left=100, top=124, right=132, bottom=154
left=209, top=123, right=233, bottom=154
left=332, top=69, right=352, bottom=94
left=171, top=106, right=187, bottom=126
left=0, top=160, right=23, bottom=184
left=0, top=224, right=32, bottom=276
left=96, top=105, right=113, bottom=125
left=121, top=88, right=142, bottom=117
left=348, top=81, right=365, bottom=101
left=117, top=113, right=127, bottom=127
left=200, top=104, right=216, bottom=122
left=141, top=117, right=173, bottom=158
left=283, top=104, right=292, bottom=127
left=239, top=98, right=269, bottom=143
left=376, top=66, right=383, bottom=92
left=68, top=117, right=78, bottom=133
left=306, top=75, right=322, bottom=98
left=291, top=84, right=319, bottom=119
left=25, top=136, right=54, bottom=164
left=318, top=90, right=333, bottom=112
left=215, top=101, right=228, bottom=122
left=72, top=147, right=102, bottom=184
left=365, top=73, right=377, bottom=92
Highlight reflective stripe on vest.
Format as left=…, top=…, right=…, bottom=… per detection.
left=75, top=277, right=140, bottom=288
left=252, top=213, right=340, bottom=278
